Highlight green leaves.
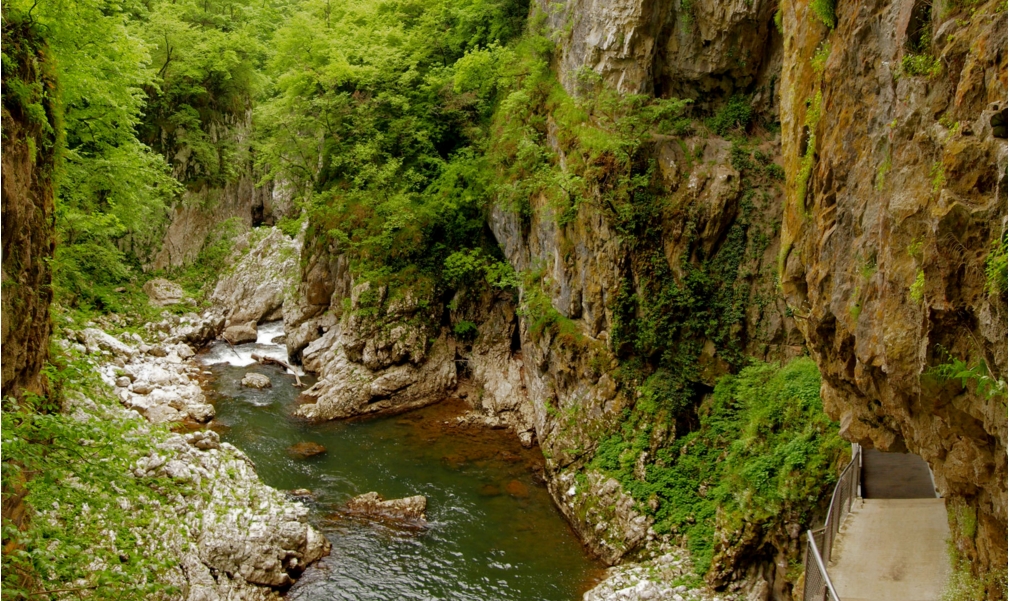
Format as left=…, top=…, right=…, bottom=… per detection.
left=590, top=358, right=846, bottom=576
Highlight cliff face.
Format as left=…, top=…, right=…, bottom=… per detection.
left=278, top=0, right=1006, bottom=595
left=535, top=0, right=782, bottom=107
left=1, top=19, right=60, bottom=401
left=779, top=0, right=1007, bottom=576
left=149, top=115, right=294, bottom=271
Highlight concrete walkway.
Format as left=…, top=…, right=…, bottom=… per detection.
left=861, top=449, right=938, bottom=499
left=829, top=498, right=950, bottom=601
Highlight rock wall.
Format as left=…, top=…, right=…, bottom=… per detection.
left=1, top=19, right=59, bottom=401
left=778, top=0, right=1007, bottom=578
left=149, top=116, right=295, bottom=271
left=535, top=0, right=782, bottom=107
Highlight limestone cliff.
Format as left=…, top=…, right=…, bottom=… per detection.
left=779, top=0, right=1007, bottom=579
left=150, top=115, right=295, bottom=271
left=1, top=18, right=59, bottom=401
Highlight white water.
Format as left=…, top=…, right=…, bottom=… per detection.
left=199, top=321, right=303, bottom=375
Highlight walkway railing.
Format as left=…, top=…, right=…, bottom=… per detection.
left=801, top=443, right=862, bottom=601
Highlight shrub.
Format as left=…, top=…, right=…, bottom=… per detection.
left=902, top=54, right=942, bottom=78
left=706, top=95, right=753, bottom=136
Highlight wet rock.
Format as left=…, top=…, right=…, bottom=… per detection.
left=143, top=278, right=186, bottom=307
left=479, top=484, right=501, bottom=496
left=242, top=373, right=272, bottom=389
left=345, top=492, right=427, bottom=521
left=271, top=335, right=287, bottom=345
left=287, top=442, right=326, bottom=459
left=224, top=322, right=258, bottom=345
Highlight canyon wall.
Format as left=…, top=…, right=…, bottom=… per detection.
left=779, top=0, right=1007, bottom=576
left=149, top=114, right=295, bottom=271
left=1, top=20, right=59, bottom=401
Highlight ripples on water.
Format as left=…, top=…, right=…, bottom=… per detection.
left=199, top=323, right=602, bottom=601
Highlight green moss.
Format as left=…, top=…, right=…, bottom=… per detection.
left=902, top=54, right=942, bottom=78
left=984, top=233, right=1008, bottom=297
left=909, top=269, right=925, bottom=303
left=810, top=0, right=836, bottom=28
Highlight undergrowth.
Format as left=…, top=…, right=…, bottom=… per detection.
left=1, top=347, right=180, bottom=599
left=590, top=357, right=847, bottom=574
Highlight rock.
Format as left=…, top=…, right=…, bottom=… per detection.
left=288, top=488, right=313, bottom=497
left=210, top=228, right=301, bottom=327
left=143, top=278, right=186, bottom=307
left=779, top=0, right=1007, bottom=575
left=145, top=404, right=183, bottom=424
left=223, top=322, right=258, bottom=345
left=241, top=373, right=272, bottom=389
left=271, top=335, right=287, bottom=345
left=132, top=382, right=154, bottom=395
left=148, top=345, right=168, bottom=357
left=186, top=403, right=216, bottom=423
left=287, top=442, right=326, bottom=459
left=79, top=328, right=136, bottom=359
left=345, top=492, right=427, bottom=521
left=185, top=429, right=221, bottom=450
left=176, top=344, right=195, bottom=359
left=115, top=376, right=132, bottom=388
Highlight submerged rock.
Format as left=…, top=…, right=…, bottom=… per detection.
left=345, top=492, right=427, bottom=521
left=242, top=372, right=272, bottom=389
left=287, top=442, right=327, bottom=459
left=143, top=277, right=186, bottom=307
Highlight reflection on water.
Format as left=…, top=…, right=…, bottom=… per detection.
left=200, top=324, right=602, bottom=601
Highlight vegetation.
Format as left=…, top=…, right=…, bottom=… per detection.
left=2, top=350, right=180, bottom=599
left=984, top=233, right=1008, bottom=297
left=590, top=358, right=847, bottom=573
left=810, top=0, right=836, bottom=28
left=927, top=347, right=1007, bottom=401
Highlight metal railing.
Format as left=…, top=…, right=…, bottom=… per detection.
left=801, top=443, right=862, bottom=601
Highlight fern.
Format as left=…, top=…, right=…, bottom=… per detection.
left=928, top=347, right=1007, bottom=400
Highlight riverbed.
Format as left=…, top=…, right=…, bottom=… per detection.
left=199, top=322, right=602, bottom=600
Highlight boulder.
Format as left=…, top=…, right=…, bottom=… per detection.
left=186, top=403, right=216, bottom=423
left=345, top=492, right=427, bottom=521
left=79, top=328, right=136, bottom=359
left=143, top=278, right=186, bottom=307
left=287, top=442, right=326, bottom=459
left=115, top=376, right=132, bottom=388
left=241, top=373, right=272, bottom=389
left=223, top=322, right=258, bottom=345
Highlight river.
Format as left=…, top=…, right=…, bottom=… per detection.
left=199, top=321, right=602, bottom=600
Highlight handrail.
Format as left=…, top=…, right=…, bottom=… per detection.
left=805, top=530, right=841, bottom=601
left=801, top=443, right=862, bottom=601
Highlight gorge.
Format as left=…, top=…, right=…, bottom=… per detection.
left=2, top=0, right=1006, bottom=599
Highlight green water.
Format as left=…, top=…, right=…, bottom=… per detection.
left=203, top=346, right=601, bottom=600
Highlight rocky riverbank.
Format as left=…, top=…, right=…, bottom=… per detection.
left=58, top=308, right=329, bottom=599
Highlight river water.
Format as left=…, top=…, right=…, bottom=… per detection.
left=199, top=322, right=602, bottom=600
